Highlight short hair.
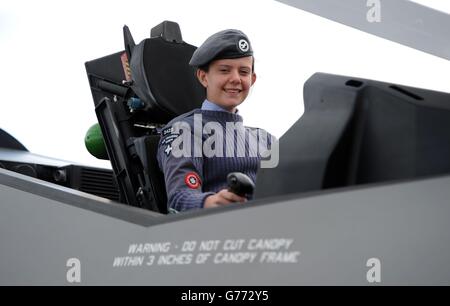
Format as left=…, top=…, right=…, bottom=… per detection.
left=197, top=56, right=255, bottom=73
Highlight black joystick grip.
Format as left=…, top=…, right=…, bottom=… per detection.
left=227, top=172, right=255, bottom=197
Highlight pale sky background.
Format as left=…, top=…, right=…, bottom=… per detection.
left=1, top=0, right=450, bottom=169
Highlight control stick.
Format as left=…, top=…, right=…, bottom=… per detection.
left=227, top=172, right=255, bottom=197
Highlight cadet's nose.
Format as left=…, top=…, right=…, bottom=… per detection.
left=229, top=69, right=241, bottom=84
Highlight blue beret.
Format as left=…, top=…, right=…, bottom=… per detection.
left=189, top=29, right=253, bottom=67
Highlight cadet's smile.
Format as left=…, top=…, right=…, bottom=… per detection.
left=224, top=88, right=242, bottom=94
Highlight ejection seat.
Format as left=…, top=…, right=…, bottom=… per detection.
left=85, top=21, right=205, bottom=213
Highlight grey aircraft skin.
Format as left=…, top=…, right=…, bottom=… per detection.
left=1, top=0, right=450, bottom=285
left=1, top=168, right=450, bottom=285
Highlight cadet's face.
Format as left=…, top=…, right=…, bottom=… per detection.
left=197, top=57, right=256, bottom=112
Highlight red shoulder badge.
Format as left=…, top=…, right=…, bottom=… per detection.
left=184, top=172, right=201, bottom=189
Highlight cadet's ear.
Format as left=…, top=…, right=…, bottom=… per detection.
left=196, top=69, right=208, bottom=88
left=251, top=72, right=257, bottom=86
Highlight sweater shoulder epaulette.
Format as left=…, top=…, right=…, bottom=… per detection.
left=165, top=109, right=198, bottom=127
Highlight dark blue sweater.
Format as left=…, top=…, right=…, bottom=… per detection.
left=157, top=109, right=271, bottom=212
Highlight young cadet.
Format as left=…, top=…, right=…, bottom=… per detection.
left=157, top=29, right=273, bottom=212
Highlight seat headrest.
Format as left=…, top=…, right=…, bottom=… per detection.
left=127, top=23, right=205, bottom=124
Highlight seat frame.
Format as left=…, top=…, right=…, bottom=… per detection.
left=85, top=21, right=204, bottom=213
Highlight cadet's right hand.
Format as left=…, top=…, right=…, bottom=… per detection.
left=204, top=189, right=247, bottom=208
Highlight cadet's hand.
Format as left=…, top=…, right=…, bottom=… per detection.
left=204, top=189, right=247, bottom=208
